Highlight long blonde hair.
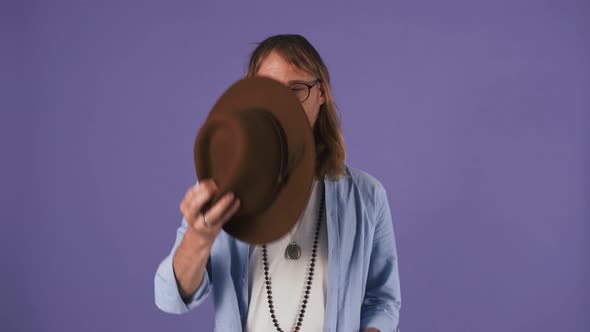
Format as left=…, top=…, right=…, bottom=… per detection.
left=245, top=34, right=347, bottom=181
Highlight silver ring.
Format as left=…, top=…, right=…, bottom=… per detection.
left=201, top=212, right=209, bottom=227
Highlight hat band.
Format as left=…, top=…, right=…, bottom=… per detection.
left=266, top=110, right=289, bottom=199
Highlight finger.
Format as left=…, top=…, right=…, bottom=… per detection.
left=197, top=179, right=218, bottom=193
left=192, top=179, right=218, bottom=205
left=181, top=180, right=212, bottom=221
left=180, top=185, right=195, bottom=209
left=180, top=182, right=200, bottom=219
left=189, top=178, right=217, bottom=198
left=179, top=199, right=187, bottom=217
left=202, top=192, right=237, bottom=227
left=187, top=180, right=218, bottom=219
left=216, top=197, right=241, bottom=226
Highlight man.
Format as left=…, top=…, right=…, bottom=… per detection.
left=155, top=34, right=401, bottom=331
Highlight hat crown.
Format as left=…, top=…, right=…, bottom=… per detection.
left=194, top=107, right=288, bottom=217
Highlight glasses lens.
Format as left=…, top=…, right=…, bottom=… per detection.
left=289, top=83, right=309, bottom=102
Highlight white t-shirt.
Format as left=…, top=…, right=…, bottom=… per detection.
left=245, top=178, right=328, bottom=332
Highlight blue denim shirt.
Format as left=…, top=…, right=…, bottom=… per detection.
left=154, top=165, right=401, bottom=331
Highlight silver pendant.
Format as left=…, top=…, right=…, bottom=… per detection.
left=285, top=242, right=301, bottom=260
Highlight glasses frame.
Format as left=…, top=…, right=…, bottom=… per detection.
left=288, top=79, right=321, bottom=103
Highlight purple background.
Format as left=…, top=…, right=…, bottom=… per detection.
left=3, top=1, right=589, bottom=331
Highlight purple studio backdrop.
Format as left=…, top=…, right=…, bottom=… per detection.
left=2, top=1, right=589, bottom=331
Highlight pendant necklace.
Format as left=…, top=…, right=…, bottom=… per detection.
left=284, top=226, right=302, bottom=260
left=284, top=179, right=316, bottom=260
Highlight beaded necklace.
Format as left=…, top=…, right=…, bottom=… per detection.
left=261, top=187, right=325, bottom=331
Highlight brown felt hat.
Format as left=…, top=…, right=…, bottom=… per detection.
left=193, top=76, right=316, bottom=244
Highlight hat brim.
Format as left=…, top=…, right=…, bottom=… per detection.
left=196, top=76, right=316, bottom=244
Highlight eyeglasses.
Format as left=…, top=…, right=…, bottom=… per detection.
left=288, top=79, right=321, bottom=103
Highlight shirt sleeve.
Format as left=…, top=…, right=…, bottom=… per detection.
left=360, top=183, right=402, bottom=331
left=154, top=216, right=213, bottom=314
